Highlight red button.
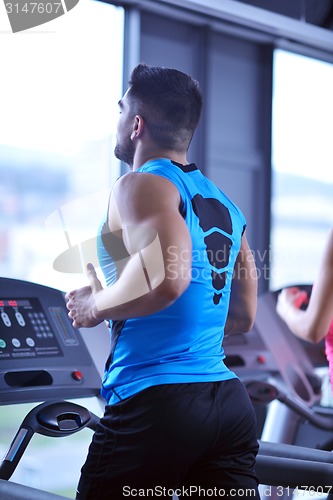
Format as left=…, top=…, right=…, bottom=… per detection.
left=72, top=370, right=83, bottom=381
left=257, top=355, right=266, bottom=364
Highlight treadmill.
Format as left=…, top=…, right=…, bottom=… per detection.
left=1, top=278, right=333, bottom=499
left=0, top=277, right=107, bottom=499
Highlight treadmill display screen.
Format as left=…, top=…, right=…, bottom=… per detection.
left=0, top=298, right=63, bottom=359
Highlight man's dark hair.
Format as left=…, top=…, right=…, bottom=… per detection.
left=127, top=63, right=203, bottom=152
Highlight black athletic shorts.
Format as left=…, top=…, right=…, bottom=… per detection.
left=76, top=378, right=260, bottom=499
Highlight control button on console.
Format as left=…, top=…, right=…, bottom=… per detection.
left=72, top=370, right=83, bottom=382
left=12, top=338, right=21, bottom=348
left=1, top=312, right=11, bottom=327
left=15, top=312, right=26, bottom=327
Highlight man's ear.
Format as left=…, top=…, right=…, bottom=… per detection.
left=130, top=115, right=144, bottom=140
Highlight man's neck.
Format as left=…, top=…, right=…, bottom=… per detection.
left=132, top=148, right=188, bottom=171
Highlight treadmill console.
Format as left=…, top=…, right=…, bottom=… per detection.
left=0, top=278, right=101, bottom=405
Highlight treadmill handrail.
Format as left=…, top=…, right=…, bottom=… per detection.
left=277, top=391, right=333, bottom=431
left=256, top=454, right=333, bottom=488
left=246, top=380, right=333, bottom=431
left=258, top=439, right=333, bottom=464
left=0, top=400, right=99, bottom=481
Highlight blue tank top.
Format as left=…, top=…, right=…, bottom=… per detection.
left=98, top=159, right=246, bottom=405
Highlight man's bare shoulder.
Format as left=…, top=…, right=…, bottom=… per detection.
left=113, top=170, right=180, bottom=212
left=114, top=170, right=176, bottom=192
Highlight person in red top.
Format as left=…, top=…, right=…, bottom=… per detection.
left=277, top=228, right=333, bottom=392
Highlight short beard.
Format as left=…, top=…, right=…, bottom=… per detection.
left=114, top=140, right=135, bottom=168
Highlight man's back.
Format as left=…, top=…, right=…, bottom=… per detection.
left=100, top=158, right=247, bottom=405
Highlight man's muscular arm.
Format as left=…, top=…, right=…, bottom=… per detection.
left=66, top=172, right=192, bottom=328
left=225, top=234, right=258, bottom=335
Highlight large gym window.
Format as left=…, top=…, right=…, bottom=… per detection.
left=0, top=0, right=124, bottom=293
left=270, top=49, right=333, bottom=291
left=0, top=1, right=124, bottom=497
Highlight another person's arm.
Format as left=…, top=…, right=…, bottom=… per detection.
left=66, top=173, right=192, bottom=328
left=276, top=228, right=333, bottom=343
left=225, top=233, right=258, bottom=335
